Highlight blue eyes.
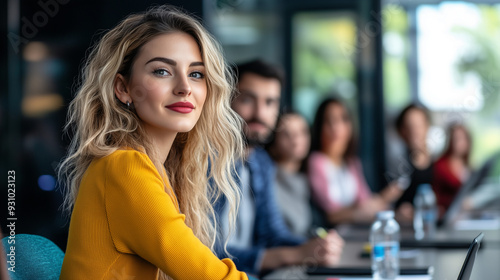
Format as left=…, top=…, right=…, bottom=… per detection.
left=152, top=68, right=204, bottom=79
left=153, top=69, right=169, bottom=76
left=189, top=71, right=204, bottom=79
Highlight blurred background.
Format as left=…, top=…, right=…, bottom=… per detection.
left=1, top=0, right=500, bottom=250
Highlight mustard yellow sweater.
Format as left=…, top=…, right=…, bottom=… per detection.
left=60, top=148, right=248, bottom=280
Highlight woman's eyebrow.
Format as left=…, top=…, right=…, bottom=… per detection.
left=145, top=57, right=176, bottom=66
left=145, top=57, right=204, bottom=67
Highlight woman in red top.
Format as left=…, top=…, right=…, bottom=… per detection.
left=432, top=123, right=472, bottom=216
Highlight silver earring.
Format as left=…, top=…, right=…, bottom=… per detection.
left=126, top=101, right=130, bottom=109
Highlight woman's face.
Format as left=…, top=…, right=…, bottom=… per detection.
left=273, top=114, right=310, bottom=162
left=401, top=109, right=429, bottom=149
left=451, top=127, right=470, bottom=157
left=320, top=103, right=352, bottom=158
left=118, top=32, right=207, bottom=135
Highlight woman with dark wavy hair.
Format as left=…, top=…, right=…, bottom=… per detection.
left=432, top=123, right=472, bottom=216
left=308, top=98, right=400, bottom=225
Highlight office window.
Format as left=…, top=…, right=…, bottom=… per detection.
left=383, top=4, right=411, bottom=111
left=383, top=1, right=500, bottom=167
left=416, top=2, right=500, bottom=165
left=291, top=11, right=357, bottom=123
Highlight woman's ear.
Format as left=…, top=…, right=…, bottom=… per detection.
left=114, top=73, right=131, bottom=104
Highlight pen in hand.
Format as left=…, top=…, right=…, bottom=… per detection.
left=315, top=227, right=329, bottom=239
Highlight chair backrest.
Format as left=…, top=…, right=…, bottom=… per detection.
left=1, top=234, right=64, bottom=280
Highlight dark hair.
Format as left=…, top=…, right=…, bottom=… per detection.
left=395, top=103, right=431, bottom=135
left=266, top=109, right=304, bottom=154
left=442, top=123, right=471, bottom=166
left=266, top=109, right=309, bottom=172
left=311, top=97, right=357, bottom=161
left=233, top=59, right=285, bottom=86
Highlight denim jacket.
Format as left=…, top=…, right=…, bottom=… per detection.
left=214, top=147, right=306, bottom=274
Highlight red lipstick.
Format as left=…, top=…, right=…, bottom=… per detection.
left=165, top=101, right=195, bottom=114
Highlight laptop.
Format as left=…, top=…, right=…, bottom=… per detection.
left=440, top=152, right=500, bottom=228
left=457, top=232, right=484, bottom=280
left=306, top=232, right=484, bottom=280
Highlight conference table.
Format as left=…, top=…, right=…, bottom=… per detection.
left=263, top=212, right=500, bottom=280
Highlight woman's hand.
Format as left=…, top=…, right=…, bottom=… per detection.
left=396, top=202, right=414, bottom=222
left=354, top=196, right=388, bottom=222
left=298, top=230, right=344, bottom=266
left=380, top=181, right=404, bottom=203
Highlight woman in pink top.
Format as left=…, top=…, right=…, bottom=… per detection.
left=308, top=98, right=401, bottom=225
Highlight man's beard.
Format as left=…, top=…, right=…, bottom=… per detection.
left=243, top=118, right=275, bottom=147
left=243, top=131, right=274, bottom=147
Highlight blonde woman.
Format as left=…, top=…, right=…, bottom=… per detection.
left=58, top=5, right=253, bottom=280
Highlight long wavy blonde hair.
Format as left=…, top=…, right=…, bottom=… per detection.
left=57, top=5, right=243, bottom=276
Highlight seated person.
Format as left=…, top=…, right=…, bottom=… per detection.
left=267, top=111, right=313, bottom=237
left=216, top=60, right=344, bottom=275
left=463, top=153, right=500, bottom=211
left=60, top=6, right=252, bottom=279
left=432, top=123, right=472, bottom=216
left=392, top=104, right=435, bottom=221
left=308, top=97, right=401, bottom=225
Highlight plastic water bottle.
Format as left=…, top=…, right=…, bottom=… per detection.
left=371, top=211, right=400, bottom=280
left=413, top=184, right=437, bottom=240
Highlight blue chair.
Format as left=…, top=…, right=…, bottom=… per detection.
left=1, top=234, right=64, bottom=280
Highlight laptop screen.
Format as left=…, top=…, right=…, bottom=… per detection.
left=457, top=232, right=484, bottom=280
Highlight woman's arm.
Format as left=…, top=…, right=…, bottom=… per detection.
left=308, top=153, right=338, bottom=214
left=105, top=150, right=248, bottom=280
left=325, top=159, right=386, bottom=224
left=326, top=204, right=359, bottom=224
left=308, top=154, right=361, bottom=224
left=327, top=198, right=387, bottom=224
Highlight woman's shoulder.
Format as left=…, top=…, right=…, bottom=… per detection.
left=433, top=156, right=449, bottom=169
left=93, top=147, right=154, bottom=171
left=346, top=156, right=363, bottom=169
left=435, top=155, right=449, bottom=163
left=92, top=148, right=168, bottom=193
left=308, top=151, right=329, bottom=163
left=103, top=147, right=147, bottom=160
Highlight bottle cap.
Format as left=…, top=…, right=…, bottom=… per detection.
left=376, top=210, right=395, bottom=220
left=417, top=184, right=432, bottom=193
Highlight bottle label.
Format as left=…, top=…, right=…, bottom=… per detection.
left=373, top=245, right=385, bottom=260
left=391, top=244, right=399, bottom=257
left=423, top=210, right=436, bottom=222
left=373, top=243, right=399, bottom=261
